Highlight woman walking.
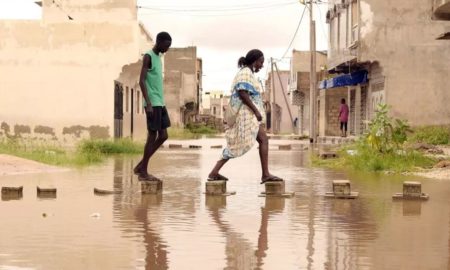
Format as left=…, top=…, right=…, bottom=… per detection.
left=208, top=49, right=283, bottom=184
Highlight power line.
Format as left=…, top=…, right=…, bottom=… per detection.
left=137, top=1, right=297, bottom=13
left=137, top=0, right=297, bottom=11
left=280, top=5, right=307, bottom=59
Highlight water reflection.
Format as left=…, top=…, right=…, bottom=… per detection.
left=1, top=139, right=450, bottom=269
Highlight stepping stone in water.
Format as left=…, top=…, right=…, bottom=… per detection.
left=94, top=188, right=122, bottom=195
left=168, top=144, right=182, bottom=149
left=278, top=144, right=292, bottom=150
left=325, top=180, right=358, bottom=199
left=259, top=181, right=295, bottom=198
left=141, top=180, right=163, bottom=194
left=205, top=180, right=235, bottom=196
left=37, top=186, right=57, bottom=199
left=1, top=186, right=23, bottom=201
left=392, top=181, right=429, bottom=200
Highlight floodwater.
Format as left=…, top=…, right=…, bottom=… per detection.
left=1, top=138, right=450, bottom=270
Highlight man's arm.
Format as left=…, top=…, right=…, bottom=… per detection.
left=139, top=54, right=152, bottom=113
left=238, top=90, right=262, bottom=121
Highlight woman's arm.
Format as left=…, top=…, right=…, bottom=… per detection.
left=238, top=90, right=262, bottom=121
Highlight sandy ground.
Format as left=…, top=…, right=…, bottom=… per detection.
left=0, top=154, right=69, bottom=176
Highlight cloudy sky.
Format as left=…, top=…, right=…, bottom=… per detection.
left=0, top=0, right=328, bottom=93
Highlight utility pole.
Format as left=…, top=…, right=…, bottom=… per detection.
left=270, top=58, right=277, bottom=134
left=308, top=0, right=317, bottom=143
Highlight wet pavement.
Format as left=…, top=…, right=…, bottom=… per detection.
left=1, top=138, right=450, bottom=270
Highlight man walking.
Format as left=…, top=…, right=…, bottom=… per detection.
left=134, top=32, right=172, bottom=181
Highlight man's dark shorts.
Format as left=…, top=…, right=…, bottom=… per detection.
left=340, top=121, right=348, bottom=131
left=146, top=106, right=171, bottom=131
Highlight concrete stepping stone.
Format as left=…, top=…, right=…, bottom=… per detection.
left=205, top=180, right=235, bottom=196
left=1, top=186, right=23, bottom=201
left=259, top=180, right=294, bottom=198
left=325, top=180, right=358, bottom=199
left=168, top=144, right=182, bottom=149
left=278, top=144, right=292, bottom=150
left=37, top=186, right=57, bottom=199
left=141, top=180, right=163, bottom=194
left=94, top=188, right=122, bottom=195
left=392, top=181, right=429, bottom=200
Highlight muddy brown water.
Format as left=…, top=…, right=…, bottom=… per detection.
left=1, top=139, right=449, bottom=270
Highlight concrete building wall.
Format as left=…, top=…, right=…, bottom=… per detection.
left=327, top=0, right=450, bottom=129
left=319, top=87, right=348, bottom=136
left=289, top=50, right=328, bottom=136
left=357, top=0, right=450, bottom=126
left=266, top=71, right=296, bottom=134
left=163, top=47, right=201, bottom=127
left=0, top=19, right=145, bottom=141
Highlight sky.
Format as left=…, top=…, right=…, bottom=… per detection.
left=0, top=0, right=329, bottom=93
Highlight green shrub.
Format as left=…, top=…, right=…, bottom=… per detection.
left=409, top=126, right=450, bottom=145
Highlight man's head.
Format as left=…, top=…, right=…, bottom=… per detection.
left=341, top=98, right=346, bottom=104
left=155, top=32, right=172, bottom=53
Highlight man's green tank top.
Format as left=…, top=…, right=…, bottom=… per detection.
left=144, top=50, right=164, bottom=107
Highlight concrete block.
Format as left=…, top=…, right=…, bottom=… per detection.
left=325, top=180, right=358, bottom=199
left=94, top=188, right=122, bottom=195
left=392, top=181, right=428, bottom=200
left=189, top=145, right=202, bottom=149
left=2, top=186, right=23, bottom=194
left=332, top=180, right=351, bottom=196
left=259, top=181, right=294, bottom=198
left=278, top=144, right=292, bottom=150
left=1, top=186, right=23, bottom=201
left=403, top=181, right=421, bottom=197
left=205, top=181, right=227, bottom=195
left=141, top=180, right=163, bottom=194
left=168, top=144, right=182, bottom=149
left=265, top=181, right=285, bottom=195
left=37, top=186, right=57, bottom=199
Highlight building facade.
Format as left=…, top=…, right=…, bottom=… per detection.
left=0, top=0, right=153, bottom=141
left=265, top=71, right=297, bottom=134
left=288, top=50, right=328, bottom=136
left=163, top=47, right=202, bottom=128
left=320, top=0, right=450, bottom=137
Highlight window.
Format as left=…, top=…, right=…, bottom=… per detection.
left=213, top=107, right=216, bottom=115
left=125, top=87, right=129, bottom=112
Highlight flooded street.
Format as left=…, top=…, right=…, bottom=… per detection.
left=1, top=138, right=450, bottom=270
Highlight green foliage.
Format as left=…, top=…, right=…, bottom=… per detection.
left=366, top=104, right=412, bottom=153
left=313, top=104, right=437, bottom=173
left=409, top=126, right=450, bottom=145
left=77, top=138, right=143, bottom=155
left=185, top=123, right=218, bottom=135
left=0, top=138, right=144, bottom=167
left=312, top=141, right=435, bottom=173
left=167, top=128, right=201, bottom=139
